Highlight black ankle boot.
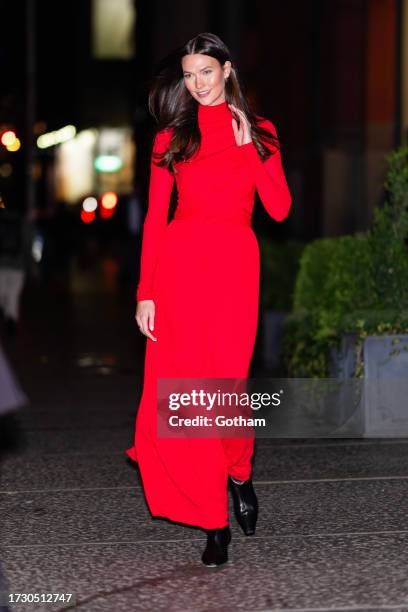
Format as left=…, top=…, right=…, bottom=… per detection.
left=228, top=476, right=258, bottom=536
left=201, top=524, right=231, bottom=567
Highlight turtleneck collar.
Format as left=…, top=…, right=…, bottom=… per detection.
left=197, top=99, right=230, bottom=125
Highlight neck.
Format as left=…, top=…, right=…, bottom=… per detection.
left=198, top=99, right=229, bottom=124
left=199, top=98, right=228, bottom=109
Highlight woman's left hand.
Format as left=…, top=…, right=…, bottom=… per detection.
left=229, top=103, right=252, bottom=146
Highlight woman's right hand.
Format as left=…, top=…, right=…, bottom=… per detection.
left=135, top=300, right=157, bottom=341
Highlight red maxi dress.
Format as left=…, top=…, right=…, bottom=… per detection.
left=126, top=99, right=292, bottom=530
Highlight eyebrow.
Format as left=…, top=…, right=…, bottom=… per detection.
left=183, top=66, right=213, bottom=74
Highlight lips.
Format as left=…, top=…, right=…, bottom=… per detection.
left=197, top=90, right=210, bottom=98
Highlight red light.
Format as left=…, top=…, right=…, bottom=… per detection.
left=1, top=130, right=17, bottom=147
left=101, top=191, right=118, bottom=209
left=81, top=209, right=95, bottom=223
left=100, top=206, right=115, bottom=219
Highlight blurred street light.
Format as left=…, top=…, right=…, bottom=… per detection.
left=1, top=130, right=17, bottom=147
left=100, top=191, right=118, bottom=209
left=94, top=154, right=122, bottom=172
left=81, top=210, right=96, bottom=223
left=37, top=125, right=77, bottom=149
left=6, top=138, right=21, bottom=152
left=82, top=196, right=98, bottom=212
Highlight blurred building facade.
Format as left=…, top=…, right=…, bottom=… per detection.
left=1, top=0, right=407, bottom=241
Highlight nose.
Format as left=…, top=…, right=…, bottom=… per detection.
left=195, top=76, right=203, bottom=89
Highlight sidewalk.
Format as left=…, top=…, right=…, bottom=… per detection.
left=1, top=280, right=408, bottom=611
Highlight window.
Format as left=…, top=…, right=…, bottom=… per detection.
left=92, top=0, right=135, bottom=59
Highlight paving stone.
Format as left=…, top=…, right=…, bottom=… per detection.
left=3, top=442, right=408, bottom=492
left=2, top=480, right=408, bottom=547
left=2, top=534, right=408, bottom=611
left=2, top=288, right=408, bottom=611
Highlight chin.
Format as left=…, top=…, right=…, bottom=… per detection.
left=200, top=96, right=221, bottom=106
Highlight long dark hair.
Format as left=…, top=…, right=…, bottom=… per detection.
left=147, top=32, right=279, bottom=173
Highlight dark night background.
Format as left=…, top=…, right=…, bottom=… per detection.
left=2, top=0, right=404, bottom=238
left=1, top=2, right=408, bottom=608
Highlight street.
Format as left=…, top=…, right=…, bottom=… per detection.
left=1, top=271, right=408, bottom=611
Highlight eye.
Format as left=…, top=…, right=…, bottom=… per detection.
left=203, top=70, right=212, bottom=75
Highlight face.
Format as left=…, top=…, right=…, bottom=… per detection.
left=181, top=53, right=231, bottom=106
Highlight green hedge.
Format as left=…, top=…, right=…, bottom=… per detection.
left=283, top=146, right=408, bottom=378
left=259, top=238, right=305, bottom=311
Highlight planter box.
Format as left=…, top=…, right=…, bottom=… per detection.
left=329, top=334, right=408, bottom=437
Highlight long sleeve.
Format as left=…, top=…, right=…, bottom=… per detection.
left=240, top=119, right=292, bottom=222
left=136, top=129, right=175, bottom=301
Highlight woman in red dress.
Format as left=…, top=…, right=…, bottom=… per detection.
left=126, top=32, right=292, bottom=567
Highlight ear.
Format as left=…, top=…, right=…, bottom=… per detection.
left=223, top=60, right=232, bottom=79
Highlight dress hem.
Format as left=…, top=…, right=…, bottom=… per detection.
left=150, top=512, right=230, bottom=531
left=125, top=447, right=138, bottom=463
